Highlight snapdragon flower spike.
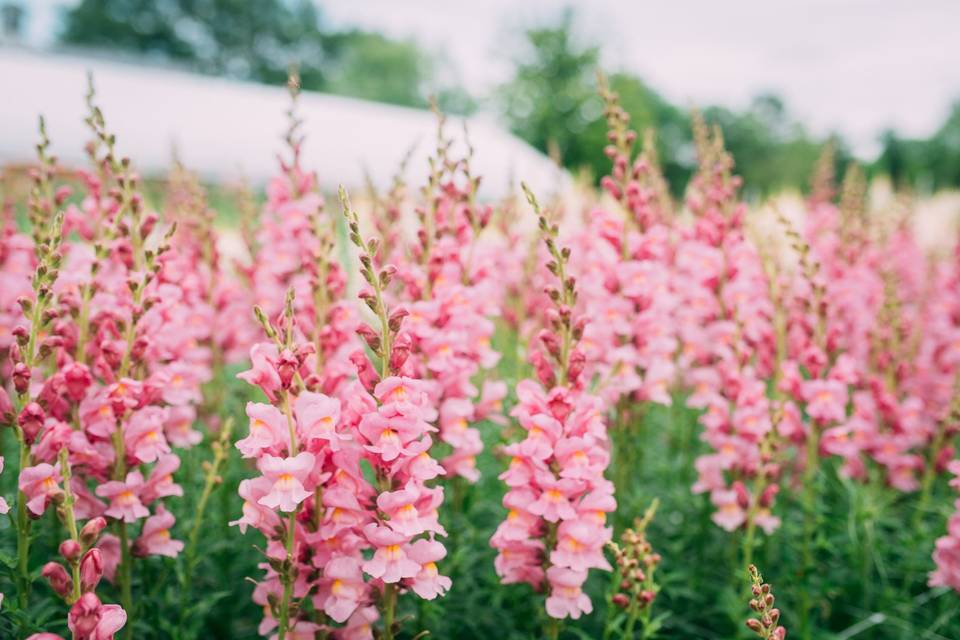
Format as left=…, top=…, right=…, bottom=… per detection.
left=235, top=290, right=337, bottom=640
left=243, top=70, right=359, bottom=402
left=386, top=111, right=504, bottom=483
left=563, top=78, right=677, bottom=408
left=679, top=122, right=781, bottom=534
left=745, top=564, right=787, bottom=640
left=6, top=84, right=207, bottom=634
left=606, top=500, right=661, bottom=635
left=338, top=186, right=450, bottom=639
left=2, top=117, right=129, bottom=634
left=491, top=184, right=615, bottom=623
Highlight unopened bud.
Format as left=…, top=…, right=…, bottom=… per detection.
left=42, top=562, right=73, bottom=598
left=60, top=539, right=82, bottom=563
left=79, top=548, right=103, bottom=593
left=79, top=517, right=108, bottom=547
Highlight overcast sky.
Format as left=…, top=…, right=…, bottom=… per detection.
left=25, top=0, right=960, bottom=156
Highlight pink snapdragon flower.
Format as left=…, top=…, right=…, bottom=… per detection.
left=133, top=506, right=183, bottom=557
left=257, top=452, right=315, bottom=512
left=96, top=471, right=150, bottom=523
left=67, top=593, right=127, bottom=640
left=19, top=463, right=63, bottom=516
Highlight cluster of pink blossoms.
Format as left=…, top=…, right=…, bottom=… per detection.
left=232, top=185, right=451, bottom=639
left=0, top=92, right=242, bottom=636
left=243, top=88, right=358, bottom=401
left=491, top=187, right=615, bottom=620
left=675, top=126, right=781, bottom=533
left=799, top=170, right=960, bottom=490
left=570, top=85, right=677, bottom=407
left=386, top=125, right=505, bottom=482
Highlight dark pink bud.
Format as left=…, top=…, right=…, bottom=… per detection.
left=80, top=517, right=108, bottom=547
left=42, top=562, right=73, bottom=598
left=349, top=350, right=380, bottom=392
left=389, top=332, right=412, bottom=372
left=55, top=185, right=73, bottom=205
left=356, top=323, right=381, bottom=351
left=388, top=305, right=408, bottom=332
left=13, top=362, right=31, bottom=394
left=79, top=548, right=103, bottom=593
left=18, top=402, right=46, bottom=444
left=612, top=593, right=630, bottom=608
left=276, top=349, right=298, bottom=389
left=62, top=362, right=93, bottom=402
left=567, top=349, right=586, bottom=384
left=732, top=481, right=750, bottom=509
left=759, top=484, right=779, bottom=508
left=600, top=176, right=622, bottom=200
left=60, top=539, right=83, bottom=563
left=530, top=351, right=556, bottom=389
left=140, top=211, right=159, bottom=238
left=537, top=330, right=561, bottom=359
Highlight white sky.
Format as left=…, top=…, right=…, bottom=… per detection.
left=24, top=0, right=960, bottom=157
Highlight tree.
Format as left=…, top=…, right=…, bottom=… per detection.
left=58, top=0, right=474, bottom=111
left=497, top=9, right=603, bottom=174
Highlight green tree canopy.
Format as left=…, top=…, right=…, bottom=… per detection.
left=59, top=0, right=474, bottom=112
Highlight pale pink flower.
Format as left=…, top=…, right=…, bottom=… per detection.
left=405, top=538, right=451, bottom=599
left=321, top=556, right=367, bottom=623
left=67, top=593, right=127, bottom=640
left=544, top=566, right=592, bottom=620
left=295, top=391, right=348, bottom=451
left=19, top=462, right=62, bottom=516
left=237, top=402, right=288, bottom=459
left=803, top=378, right=848, bottom=425
left=361, top=523, right=420, bottom=583
left=133, top=506, right=184, bottom=557
left=96, top=471, right=150, bottom=523
left=257, top=453, right=315, bottom=512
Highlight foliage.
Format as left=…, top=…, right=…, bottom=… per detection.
left=59, top=0, right=475, bottom=113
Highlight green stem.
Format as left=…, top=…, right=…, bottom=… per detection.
left=382, top=583, right=398, bottom=640
left=118, top=521, right=133, bottom=635
left=546, top=616, right=561, bottom=640
left=277, top=509, right=298, bottom=640
left=277, top=394, right=300, bottom=640
left=798, top=427, right=820, bottom=640
left=14, top=427, right=32, bottom=613
left=58, top=448, right=83, bottom=604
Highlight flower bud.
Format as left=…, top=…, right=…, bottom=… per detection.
left=18, top=402, right=46, bottom=444
left=42, top=561, right=73, bottom=598
left=80, top=517, right=108, bottom=547
left=79, top=548, right=104, bottom=593
left=13, top=362, right=31, bottom=394
left=60, top=539, right=83, bottom=563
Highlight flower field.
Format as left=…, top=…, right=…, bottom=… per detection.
left=2, top=73, right=960, bottom=640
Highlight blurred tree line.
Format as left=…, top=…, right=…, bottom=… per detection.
left=496, top=11, right=856, bottom=198
left=875, top=105, right=960, bottom=193
left=57, top=2, right=958, bottom=196
left=58, top=0, right=475, bottom=114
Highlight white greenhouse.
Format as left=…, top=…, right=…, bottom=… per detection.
left=0, top=46, right=569, bottom=199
